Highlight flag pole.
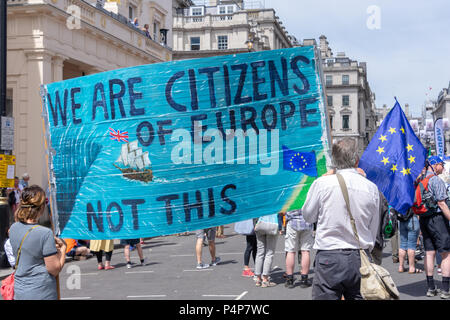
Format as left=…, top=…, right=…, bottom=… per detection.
left=40, top=89, right=61, bottom=300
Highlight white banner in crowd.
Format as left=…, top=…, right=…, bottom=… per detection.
left=426, top=119, right=434, bottom=132
left=410, top=119, right=419, bottom=133
left=435, top=118, right=445, bottom=160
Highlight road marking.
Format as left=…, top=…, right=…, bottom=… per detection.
left=127, top=295, right=167, bottom=298
left=183, top=269, right=214, bottom=272
left=202, top=294, right=238, bottom=298
left=72, top=273, right=98, bottom=276
left=171, top=252, right=241, bottom=257
left=235, top=291, right=248, bottom=300
left=61, top=297, right=91, bottom=300
left=125, top=270, right=155, bottom=274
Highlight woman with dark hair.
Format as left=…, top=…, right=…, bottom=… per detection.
left=9, top=185, right=66, bottom=300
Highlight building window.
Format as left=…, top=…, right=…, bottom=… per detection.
left=327, top=95, right=333, bottom=107
left=342, top=115, right=350, bottom=130
left=342, top=75, right=349, bottom=85
left=153, top=21, right=160, bottom=42
left=128, top=6, right=134, bottom=20
left=325, top=75, right=332, bottom=86
left=190, top=37, right=200, bottom=50
left=329, top=116, right=333, bottom=129
left=342, top=95, right=350, bottom=106
left=191, top=7, right=204, bottom=16
left=366, top=118, right=370, bottom=127
left=218, top=5, right=234, bottom=14
left=218, top=35, right=228, bottom=50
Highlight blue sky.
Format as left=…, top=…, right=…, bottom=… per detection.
left=263, top=0, right=450, bottom=117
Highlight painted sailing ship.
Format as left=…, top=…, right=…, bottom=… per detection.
left=113, top=140, right=153, bottom=183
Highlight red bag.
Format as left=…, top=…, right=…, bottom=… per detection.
left=412, top=174, right=439, bottom=217
left=1, top=273, right=15, bottom=300
left=1, top=225, right=38, bottom=301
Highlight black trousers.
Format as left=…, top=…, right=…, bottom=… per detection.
left=94, top=250, right=112, bottom=263
left=244, top=235, right=257, bottom=266
left=312, top=249, right=363, bottom=300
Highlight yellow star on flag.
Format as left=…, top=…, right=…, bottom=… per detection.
left=379, top=135, right=387, bottom=142
left=400, top=127, right=405, bottom=134
left=406, top=144, right=413, bottom=152
left=376, top=146, right=385, bottom=154
left=406, top=168, right=411, bottom=175
left=388, top=127, right=396, bottom=134
left=381, top=157, right=389, bottom=165
left=390, top=164, right=397, bottom=173
left=408, top=155, right=416, bottom=164
left=401, top=168, right=410, bottom=176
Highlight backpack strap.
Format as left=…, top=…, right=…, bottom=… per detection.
left=14, top=225, right=39, bottom=270
left=336, top=173, right=362, bottom=249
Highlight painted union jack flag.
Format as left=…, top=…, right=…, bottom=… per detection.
left=109, top=127, right=129, bottom=142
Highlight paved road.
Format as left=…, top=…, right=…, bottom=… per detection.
left=44, top=225, right=445, bottom=301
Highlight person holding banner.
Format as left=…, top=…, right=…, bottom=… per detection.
left=122, top=238, right=146, bottom=269
left=254, top=214, right=280, bottom=288
left=9, top=185, right=67, bottom=300
left=283, top=209, right=313, bottom=289
left=195, top=228, right=220, bottom=269
left=90, top=240, right=115, bottom=270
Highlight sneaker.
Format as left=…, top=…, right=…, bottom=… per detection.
left=285, top=277, right=295, bottom=289
left=211, top=257, right=221, bottom=266
left=196, top=262, right=210, bottom=269
left=242, top=269, right=255, bottom=277
left=440, top=290, right=450, bottom=299
left=261, top=281, right=276, bottom=288
left=126, top=262, right=132, bottom=269
left=299, top=277, right=312, bottom=288
left=426, top=287, right=441, bottom=297
left=253, top=275, right=258, bottom=282
left=140, top=258, right=147, bottom=266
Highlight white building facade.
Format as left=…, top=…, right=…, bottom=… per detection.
left=309, top=35, right=377, bottom=155
left=6, top=0, right=179, bottom=189
left=172, top=0, right=293, bottom=60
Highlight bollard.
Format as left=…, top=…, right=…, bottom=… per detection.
left=0, top=196, right=10, bottom=268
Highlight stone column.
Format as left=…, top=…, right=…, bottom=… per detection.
left=52, top=55, right=68, bottom=83
left=24, top=49, right=54, bottom=190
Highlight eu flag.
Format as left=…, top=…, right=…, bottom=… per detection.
left=282, top=146, right=318, bottom=177
left=359, top=100, right=427, bottom=214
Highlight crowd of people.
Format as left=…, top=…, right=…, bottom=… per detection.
left=2, top=138, right=449, bottom=300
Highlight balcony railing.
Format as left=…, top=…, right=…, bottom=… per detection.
left=8, top=0, right=172, bottom=60
left=174, top=12, right=248, bottom=28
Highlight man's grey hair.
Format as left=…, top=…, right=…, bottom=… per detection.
left=331, top=138, right=360, bottom=169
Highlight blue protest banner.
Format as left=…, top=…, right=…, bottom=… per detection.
left=41, top=46, right=331, bottom=239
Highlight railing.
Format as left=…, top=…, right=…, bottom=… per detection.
left=174, top=12, right=247, bottom=28
left=212, top=14, right=233, bottom=21
left=8, top=0, right=172, bottom=60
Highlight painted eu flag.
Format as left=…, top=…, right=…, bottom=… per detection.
left=282, top=146, right=318, bottom=177
left=359, top=100, right=427, bottom=214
